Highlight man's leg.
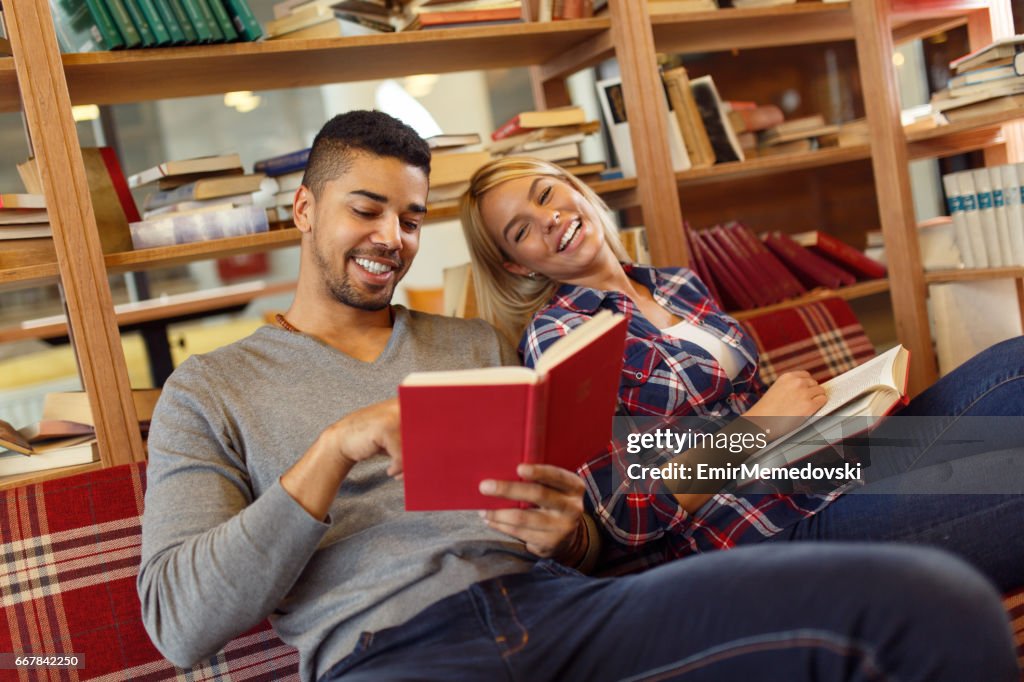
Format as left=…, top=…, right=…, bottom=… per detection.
left=323, top=543, right=1017, bottom=681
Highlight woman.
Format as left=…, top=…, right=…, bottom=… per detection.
left=460, top=156, right=1024, bottom=590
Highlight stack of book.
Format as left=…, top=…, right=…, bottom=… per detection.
left=724, top=101, right=785, bottom=159
left=489, top=106, right=603, bottom=176
left=942, top=163, right=1024, bottom=269
left=407, top=0, right=522, bottom=30
left=254, top=148, right=312, bottom=222
left=535, top=0, right=599, bottom=20
left=646, top=0, right=716, bottom=12
left=266, top=1, right=399, bottom=38
left=932, top=35, right=1024, bottom=122
left=660, top=69, right=744, bottom=169
left=47, top=0, right=261, bottom=53
left=0, top=193, right=49, bottom=243
left=684, top=222, right=885, bottom=312
left=756, top=115, right=840, bottom=157
left=426, top=133, right=489, bottom=206
left=128, top=153, right=268, bottom=249
left=0, top=388, right=160, bottom=479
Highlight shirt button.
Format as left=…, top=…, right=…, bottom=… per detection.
left=634, top=371, right=644, bottom=380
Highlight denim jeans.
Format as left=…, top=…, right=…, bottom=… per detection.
left=321, top=545, right=1017, bottom=681
left=766, top=337, right=1024, bottom=591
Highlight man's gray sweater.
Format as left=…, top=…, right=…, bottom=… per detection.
left=138, top=308, right=537, bottom=681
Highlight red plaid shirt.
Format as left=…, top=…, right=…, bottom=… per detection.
left=520, top=264, right=848, bottom=572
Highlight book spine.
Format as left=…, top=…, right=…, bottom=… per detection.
left=694, top=228, right=757, bottom=310
left=85, top=0, right=127, bottom=48
left=101, top=0, right=143, bottom=46
left=988, top=166, right=1015, bottom=267
left=195, top=0, right=225, bottom=41
left=178, top=0, right=214, bottom=41
left=1005, top=164, right=1024, bottom=266
left=130, top=205, right=268, bottom=248
left=136, top=0, right=173, bottom=44
left=811, top=232, right=888, bottom=280
left=123, top=0, right=157, bottom=45
left=971, top=167, right=1004, bottom=267
left=955, top=171, right=989, bottom=268
left=683, top=222, right=723, bottom=306
left=98, top=148, right=142, bottom=223
left=689, top=77, right=743, bottom=164
left=417, top=7, right=521, bottom=27
left=941, top=172, right=975, bottom=268
left=166, top=0, right=198, bottom=42
left=710, top=225, right=775, bottom=306
left=762, top=231, right=855, bottom=289
left=253, top=148, right=311, bottom=176
left=664, top=69, right=713, bottom=169
left=561, top=0, right=584, bottom=19
left=729, top=223, right=807, bottom=298
left=205, top=0, right=239, bottom=41
left=152, top=0, right=186, bottom=43
left=220, top=0, right=262, bottom=41
left=491, top=115, right=526, bottom=141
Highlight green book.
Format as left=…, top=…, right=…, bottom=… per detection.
left=101, top=0, right=142, bottom=47
left=84, top=0, right=126, bottom=49
left=205, top=0, right=238, bottom=41
left=152, top=0, right=186, bottom=43
left=195, top=0, right=225, bottom=42
left=136, top=0, right=173, bottom=44
left=177, top=0, right=211, bottom=42
left=123, top=0, right=156, bottom=45
left=220, top=0, right=261, bottom=42
left=166, top=0, right=197, bottom=42
left=48, top=0, right=106, bottom=52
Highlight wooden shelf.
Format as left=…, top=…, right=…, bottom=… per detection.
left=676, top=145, right=870, bottom=187
left=103, top=228, right=301, bottom=274
left=907, top=106, right=1024, bottom=159
left=924, top=266, right=1024, bottom=283
left=0, top=261, right=60, bottom=289
left=0, top=19, right=610, bottom=112
left=731, top=278, right=890, bottom=321
left=0, top=461, right=103, bottom=492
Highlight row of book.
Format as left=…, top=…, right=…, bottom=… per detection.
left=0, top=388, right=159, bottom=479
left=931, top=34, right=1024, bottom=123
left=684, top=222, right=886, bottom=312
left=48, top=0, right=261, bottom=52
left=942, top=163, right=1024, bottom=269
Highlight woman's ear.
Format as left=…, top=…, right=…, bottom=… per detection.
left=502, top=261, right=532, bottom=277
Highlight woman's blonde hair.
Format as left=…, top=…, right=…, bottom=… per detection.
left=459, top=156, right=629, bottom=345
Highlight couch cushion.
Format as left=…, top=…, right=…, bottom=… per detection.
left=0, top=462, right=298, bottom=680
left=740, top=297, right=877, bottom=384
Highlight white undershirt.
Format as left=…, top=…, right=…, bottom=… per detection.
left=661, top=320, right=746, bottom=380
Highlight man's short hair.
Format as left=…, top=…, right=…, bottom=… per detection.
left=302, top=110, right=432, bottom=198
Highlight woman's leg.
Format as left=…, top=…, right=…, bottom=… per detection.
left=766, top=448, right=1024, bottom=591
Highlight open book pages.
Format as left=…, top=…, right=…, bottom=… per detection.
left=400, top=310, right=622, bottom=386
left=741, top=345, right=909, bottom=477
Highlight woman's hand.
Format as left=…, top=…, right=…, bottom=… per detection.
left=744, top=370, right=827, bottom=440
left=478, top=464, right=586, bottom=561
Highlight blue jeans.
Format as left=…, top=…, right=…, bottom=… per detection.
left=322, top=546, right=1017, bottom=681
left=765, top=336, right=1024, bottom=591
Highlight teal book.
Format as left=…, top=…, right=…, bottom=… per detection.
left=48, top=0, right=106, bottom=52
left=195, top=0, right=225, bottom=41
left=136, top=0, right=173, bottom=44
left=84, top=0, right=126, bottom=48
left=152, top=0, right=186, bottom=43
left=220, top=0, right=261, bottom=42
left=205, top=0, right=238, bottom=41
left=178, top=0, right=213, bottom=42
left=123, top=0, right=157, bottom=45
left=101, top=0, right=142, bottom=47
left=166, top=0, right=198, bottom=42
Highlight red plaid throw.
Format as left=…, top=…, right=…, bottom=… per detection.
left=740, top=297, right=877, bottom=384
left=0, top=463, right=298, bottom=681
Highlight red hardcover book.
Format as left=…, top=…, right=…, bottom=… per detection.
left=491, top=106, right=587, bottom=141
left=715, top=223, right=787, bottom=304
left=683, top=222, right=722, bottom=306
left=725, top=222, right=807, bottom=299
left=417, top=7, right=521, bottom=28
left=705, top=225, right=772, bottom=307
left=400, top=311, right=627, bottom=511
left=693, top=229, right=758, bottom=310
left=761, top=231, right=856, bottom=290
left=98, top=147, right=142, bottom=223
left=791, top=230, right=887, bottom=280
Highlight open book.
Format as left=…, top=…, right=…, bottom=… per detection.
left=741, top=344, right=910, bottom=479
left=400, top=311, right=627, bottom=510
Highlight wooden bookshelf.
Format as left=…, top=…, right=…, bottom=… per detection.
left=0, top=261, right=60, bottom=289
left=103, top=229, right=302, bottom=275
left=0, top=19, right=610, bottom=112
left=676, top=146, right=871, bottom=187
left=0, top=461, right=104, bottom=492
left=924, top=266, right=1024, bottom=284
left=730, top=278, right=890, bottom=321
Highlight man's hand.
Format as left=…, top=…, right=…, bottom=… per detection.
left=281, top=398, right=402, bottom=521
left=744, top=370, right=827, bottom=439
left=478, top=464, right=585, bottom=561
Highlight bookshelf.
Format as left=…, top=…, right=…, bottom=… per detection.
left=0, top=0, right=1020, bottom=485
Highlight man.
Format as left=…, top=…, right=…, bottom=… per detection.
left=139, top=111, right=1018, bottom=682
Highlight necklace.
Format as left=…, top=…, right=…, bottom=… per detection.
left=275, top=313, right=300, bottom=333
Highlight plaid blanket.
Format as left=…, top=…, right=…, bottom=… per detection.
left=740, top=297, right=877, bottom=384
left=1, top=462, right=1021, bottom=678
left=0, top=463, right=298, bottom=681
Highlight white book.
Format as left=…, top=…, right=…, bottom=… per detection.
left=996, top=164, right=1024, bottom=266
left=0, top=439, right=98, bottom=477
left=942, top=172, right=974, bottom=267
left=956, top=171, right=990, bottom=267
left=988, top=166, right=1015, bottom=267
left=972, top=167, right=1006, bottom=267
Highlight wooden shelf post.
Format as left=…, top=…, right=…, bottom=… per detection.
left=3, top=0, right=145, bottom=465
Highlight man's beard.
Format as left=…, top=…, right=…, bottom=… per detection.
left=313, top=232, right=404, bottom=311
